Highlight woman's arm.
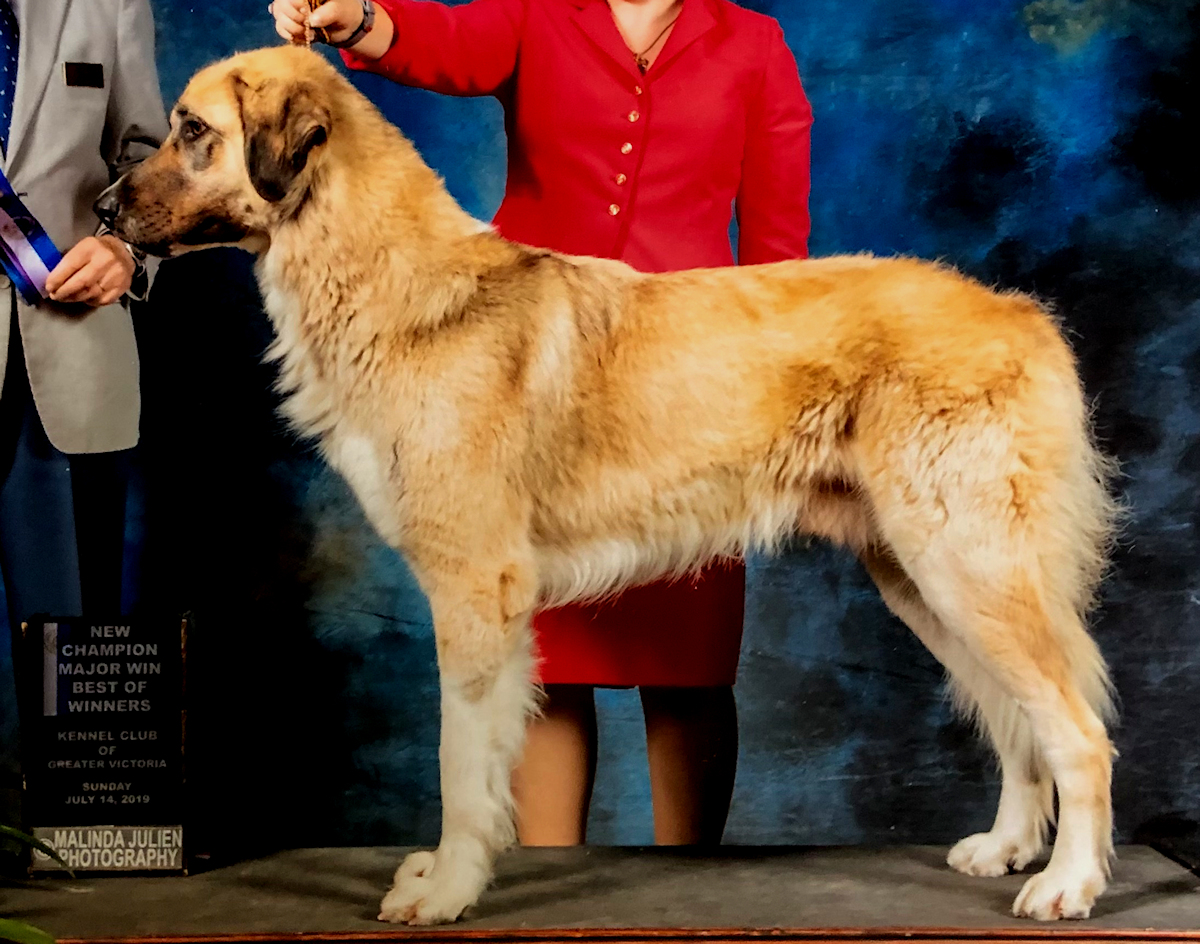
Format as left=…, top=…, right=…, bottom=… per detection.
left=735, top=23, right=813, bottom=265
left=273, top=0, right=526, bottom=97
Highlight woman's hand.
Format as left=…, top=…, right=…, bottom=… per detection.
left=271, top=0, right=394, bottom=57
left=45, top=236, right=135, bottom=307
left=271, top=0, right=363, bottom=46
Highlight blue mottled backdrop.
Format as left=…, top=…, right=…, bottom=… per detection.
left=2, top=0, right=1199, bottom=857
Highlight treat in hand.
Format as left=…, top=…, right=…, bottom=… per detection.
left=272, top=0, right=362, bottom=47
left=306, top=0, right=330, bottom=45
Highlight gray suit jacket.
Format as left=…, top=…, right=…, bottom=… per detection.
left=1, top=0, right=168, bottom=454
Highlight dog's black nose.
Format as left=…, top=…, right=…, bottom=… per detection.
left=93, top=179, right=123, bottom=227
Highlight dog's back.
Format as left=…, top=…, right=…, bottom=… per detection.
left=522, top=252, right=1102, bottom=598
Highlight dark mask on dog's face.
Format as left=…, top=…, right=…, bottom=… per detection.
left=96, top=65, right=332, bottom=258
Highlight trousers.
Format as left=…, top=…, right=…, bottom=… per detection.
left=0, top=306, right=128, bottom=641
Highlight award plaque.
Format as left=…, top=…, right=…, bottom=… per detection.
left=20, top=616, right=187, bottom=874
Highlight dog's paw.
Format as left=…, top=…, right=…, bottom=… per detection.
left=948, top=831, right=1041, bottom=877
left=1011, top=865, right=1105, bottom=920
left=394, top=850, right=437, bottom=882
left=377, top=850, right=483, bottom=925
left=378, top=874, right=463, bottom=925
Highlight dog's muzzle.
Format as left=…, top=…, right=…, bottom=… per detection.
left=93, top=178, right=124, bottom=229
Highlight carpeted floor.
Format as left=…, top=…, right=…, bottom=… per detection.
left=6, top=845, right=1200, bottom=940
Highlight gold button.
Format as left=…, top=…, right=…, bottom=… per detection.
left=615, top=173, right=627, bottom=185
left=628, top=110, right=640, bottom=122
left=620, top=142, right=633, bottom=154
left=609, top=204, right=621, bottom=216
left=634, top=85, right=643, bottom=95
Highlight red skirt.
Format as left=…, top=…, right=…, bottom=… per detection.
left=531, top=562, right=746, bottom=687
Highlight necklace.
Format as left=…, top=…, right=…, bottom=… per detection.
left=609, top=3, right=682, bottom=73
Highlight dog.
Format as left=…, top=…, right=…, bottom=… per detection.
left=96, top=45, right=1120, bottom=925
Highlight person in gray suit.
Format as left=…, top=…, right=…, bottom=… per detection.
left=0, top=0, right=168, bottom=635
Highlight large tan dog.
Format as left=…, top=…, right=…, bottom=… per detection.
left=98, top=46, right=1120, bottom=925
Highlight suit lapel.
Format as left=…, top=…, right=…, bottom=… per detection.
left=7, top=0, right=71, bottom=173
left=570, top=0, right=642, bottom=81
left=568, top=0, right=721, bottom=85
left=647, top=0, right=718, bottom=79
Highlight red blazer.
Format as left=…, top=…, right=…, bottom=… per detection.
left=344, top=0, right=812, bottom=272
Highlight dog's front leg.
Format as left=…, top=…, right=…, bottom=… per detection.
left=379, top=562, right=539, bottom=925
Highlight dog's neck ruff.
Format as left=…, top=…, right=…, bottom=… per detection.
left=252, top=179, right=499, bottom=446
left=257, top=250, right=338, bottom=442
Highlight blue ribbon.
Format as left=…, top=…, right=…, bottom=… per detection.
left=0, top=165, right=64, bottom=305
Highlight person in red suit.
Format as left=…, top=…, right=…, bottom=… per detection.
left=272, top=0, right=811, bottom=846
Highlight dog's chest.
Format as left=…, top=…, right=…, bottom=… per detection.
left=258, top=271, right=407, bottom=543
left=322, top=428, right=406, bottom=546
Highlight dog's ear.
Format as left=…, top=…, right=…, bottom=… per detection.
left=234, top=75, right=331, bottom=203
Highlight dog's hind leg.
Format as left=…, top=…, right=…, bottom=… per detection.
left=858, top=363, right=1116, bottom=919
left=883, top=521, right=1113, bottom=920
left=860, top=547, right=1053, bottom=877
left=378, top=555, right=540, bottom=925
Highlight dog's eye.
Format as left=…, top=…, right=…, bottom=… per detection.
left=180, top=118, right=207, bottom=143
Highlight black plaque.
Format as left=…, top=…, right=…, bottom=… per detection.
left=20, top=616, right=187, bottom=873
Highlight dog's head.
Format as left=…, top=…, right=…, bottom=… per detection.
left=97, top=47, right=337, bottom=257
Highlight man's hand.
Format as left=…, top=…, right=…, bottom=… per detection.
left=45, top=236, right=135, bottom=307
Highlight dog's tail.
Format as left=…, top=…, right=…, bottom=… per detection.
left=1034, top=351, right=1121, bottom=730
left=958, top=383, right=1119, bottom=723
